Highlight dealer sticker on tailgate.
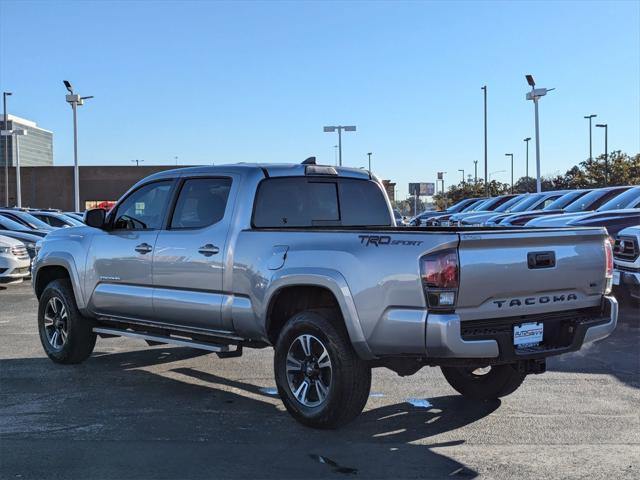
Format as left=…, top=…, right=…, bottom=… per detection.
left=514, top=322, right=544, bottom=347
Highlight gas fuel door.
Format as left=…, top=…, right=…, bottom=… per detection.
left=267, top=245, right=289, bottom=270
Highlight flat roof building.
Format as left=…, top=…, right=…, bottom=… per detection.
left=0, top=115, right=53, bottom=167
left=1, top=165, right=190, bottom=211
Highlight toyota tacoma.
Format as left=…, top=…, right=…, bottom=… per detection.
left=32, top=162, right=618, bottom=428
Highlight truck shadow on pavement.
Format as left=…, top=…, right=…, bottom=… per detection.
left=1, top=347, right=498, bottom=479
left=174, top=366, right=499, bottom=478
left=547, top=305, right=639, bottom=388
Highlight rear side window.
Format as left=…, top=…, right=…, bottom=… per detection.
left=35, top=214, right=66, bottom=227
left=170, top=178, right=232, bottom=229
left=252, top=177, right=391, bottom=227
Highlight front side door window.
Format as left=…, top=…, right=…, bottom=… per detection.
left=111, top=181, right=173, bottom=230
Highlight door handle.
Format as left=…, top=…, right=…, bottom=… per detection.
left=527, top=251, right=555, bottom=269
left=198, top=244, right=220, bottom=256
left=135, top=243, right=153, bottom=254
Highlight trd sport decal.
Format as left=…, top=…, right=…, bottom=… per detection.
left=358, top=235, right=423, bottom=247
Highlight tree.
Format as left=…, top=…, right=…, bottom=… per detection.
left=392, top=196, right=426, bottom=216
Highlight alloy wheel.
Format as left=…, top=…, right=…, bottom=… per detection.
left=43, top=297, right=68, bottom=350
left=286, top=334, right=332, bottom=407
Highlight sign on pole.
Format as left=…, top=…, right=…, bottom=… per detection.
left=408, top=182, right=435, bottom=196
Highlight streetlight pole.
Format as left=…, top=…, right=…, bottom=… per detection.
left=525, top=75, right=554, bottom=193
left=458, top=169, right=465, bottom=184
left=481, top=85, right=488, bottom=196
left=64, top=80, right=93, bottom=212
left=367, top=152, right=372, bottom=171
left=1, top=129, right=27, bottom=207
left=523, top=137, right=531, bottom=192
left=505, top=153, right=514, bottom=193
left=131, top=159, right=144, bottom=167
left=2, top=91, right=11, bottom=207
left=14, top=130, right=26, bottom=207
left=584, top=114, right=597, bottom=162
left=473, top=160, right=478, bottom=186
left=596, top=123, right=608, bottom=186
left=323, top=125, right=356, bottom=166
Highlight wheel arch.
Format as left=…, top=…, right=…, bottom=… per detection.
left=33, top=255, right=85, bottom=310
left=264, top=269, right=374, bottom=360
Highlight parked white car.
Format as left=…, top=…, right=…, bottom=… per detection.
left=0, top=235, right=31, bottom=285
left=613, top=225, right=640, bottom=303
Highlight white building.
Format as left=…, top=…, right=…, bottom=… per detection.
left=1, top=114, right=53, bottom=167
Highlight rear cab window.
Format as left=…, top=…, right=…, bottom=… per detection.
left=252, top=177, right=392, bottom=228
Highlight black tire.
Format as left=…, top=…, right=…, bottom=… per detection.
left=38, top=278, right=96, bottom=364
left=274, top=309, right=371, bottom=429
left=440, top=364, right=526, bottom=401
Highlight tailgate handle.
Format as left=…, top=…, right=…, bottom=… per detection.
left=527, top=251, right=555, bottom=269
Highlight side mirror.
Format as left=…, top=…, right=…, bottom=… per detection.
left=84, top=208, right=106, bottom=229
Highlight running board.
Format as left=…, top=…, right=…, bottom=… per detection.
left=93, top=327, right=231, bottom=353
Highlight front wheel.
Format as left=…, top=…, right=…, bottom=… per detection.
left=274, top=310, right=371, bottom=429
left=440, top=364, right=526, bottom=401
left=38, top=279, right=96, bottom=364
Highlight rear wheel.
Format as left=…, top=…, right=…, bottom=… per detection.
left=440, top=364, right=526, bottom=400
left=38, top=279, right=96, bottom=364
left=274, top=310, right=371, bottom=429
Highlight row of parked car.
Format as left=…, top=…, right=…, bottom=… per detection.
left=409, top=185, right=640, bottom=303
left=0, top=208, right=85, bottom=286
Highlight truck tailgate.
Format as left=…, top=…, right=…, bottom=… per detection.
left=456, top=228, right=607, bottom=321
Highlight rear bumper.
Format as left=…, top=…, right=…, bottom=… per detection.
left=425, top=296, right=618, bottom=360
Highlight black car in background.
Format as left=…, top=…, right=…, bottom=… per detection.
left=496, top=189, right=592, bottom=226
left=435, top=194, right=519, bottom=226
left=0, top=215, right=48, bottom=238
left=567, top=186, right=640, bottom=237
left=410, top=197, right=486, bottom=226
left=525, top=186, right=633, bottom=227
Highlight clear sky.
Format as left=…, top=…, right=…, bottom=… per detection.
left=1, top=0, right=638, bottom=198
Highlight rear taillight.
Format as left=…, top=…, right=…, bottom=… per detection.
left=420, top=248, right=459, bottom=310
left=604, top=237, right=613, bottom=294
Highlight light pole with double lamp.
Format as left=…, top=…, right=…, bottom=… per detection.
left=473, top=160, right=478, bottom=185
left=323, top=125, right=356, bottom=167
left=458, top=169, right=465, bottom=185
left=64, top=80, right=93, bottom=212
left=2, top=91, right=12, bottom=207
left=525, top=75, right=554, bottom=193
left=505, top=153, right=514, bottom=193
left=595, top=123, right=608, bottom=186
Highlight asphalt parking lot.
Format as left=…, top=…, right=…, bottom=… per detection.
left=0, top=281, right=638, bottom=479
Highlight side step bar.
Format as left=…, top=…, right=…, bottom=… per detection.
left=93, top=326, right=232, bottom=353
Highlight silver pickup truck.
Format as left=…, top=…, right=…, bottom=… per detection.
left=32, top=162, right=618, bottom=428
